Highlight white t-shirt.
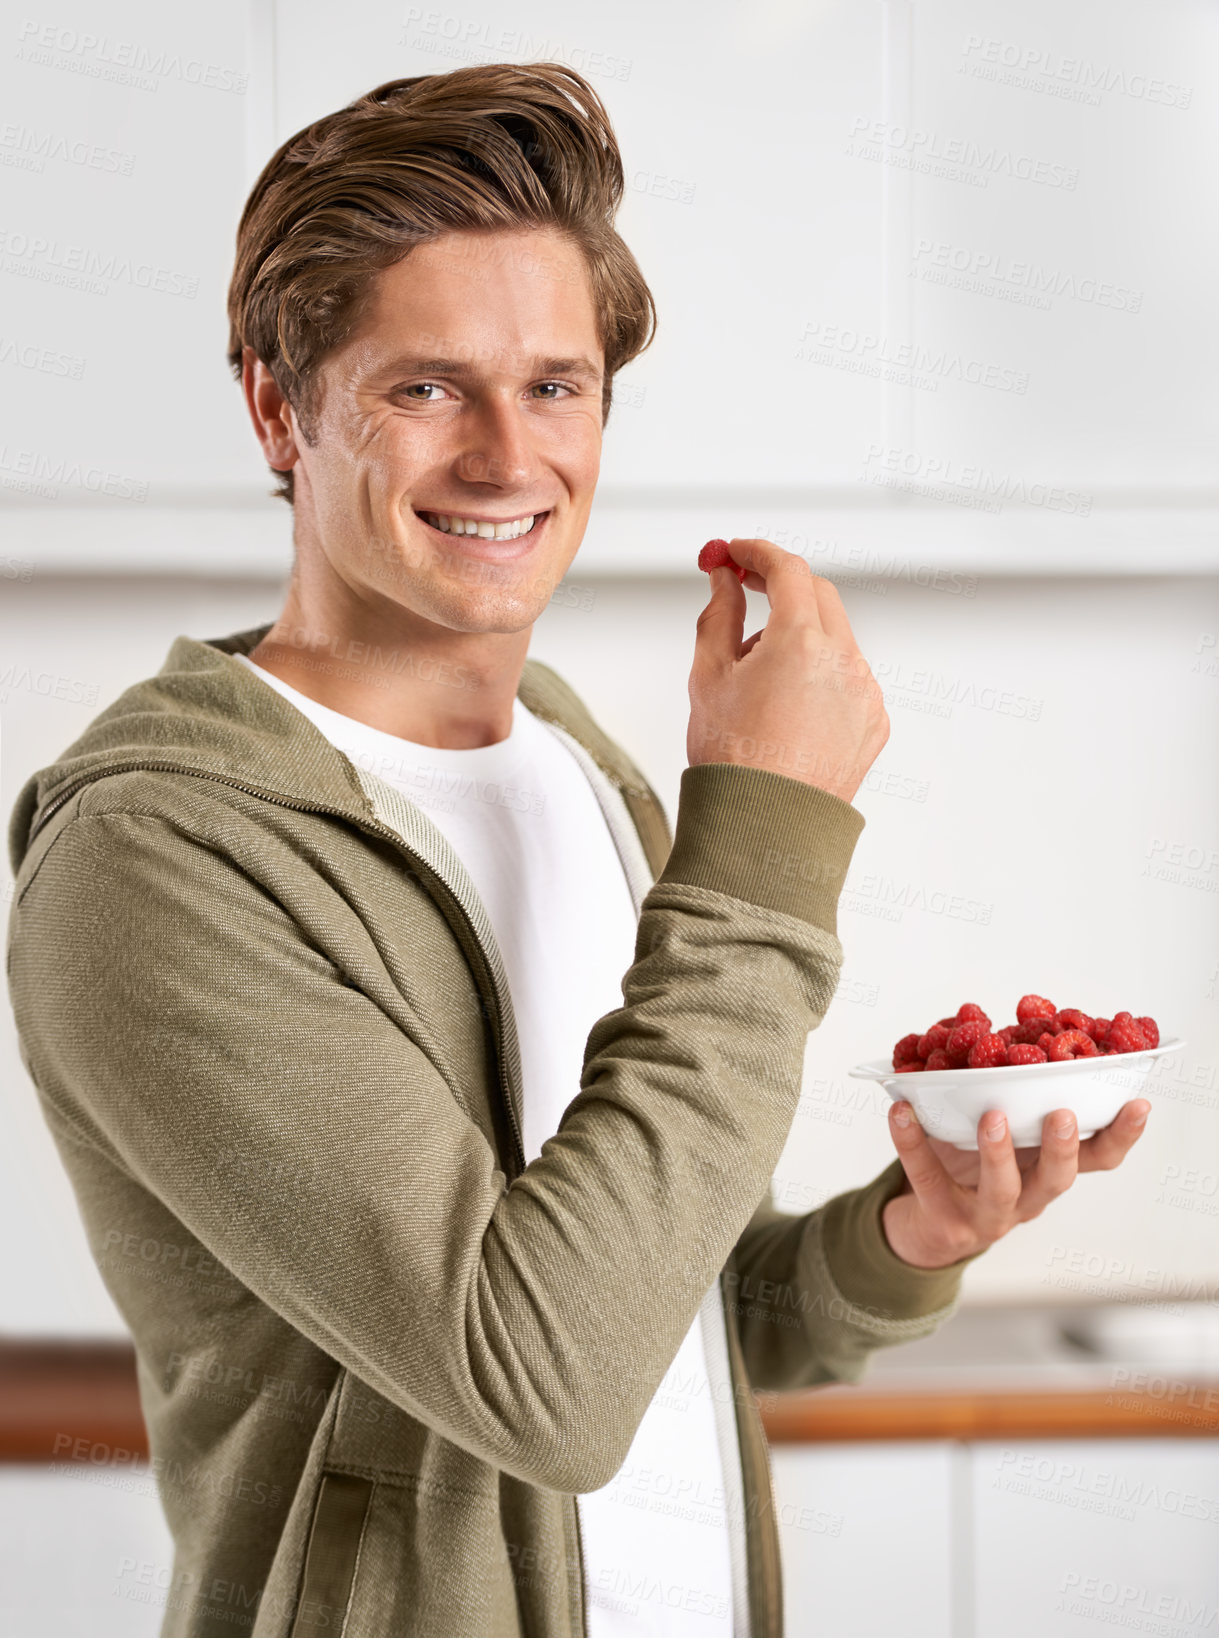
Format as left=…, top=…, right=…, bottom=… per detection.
left=235, top=653, right=736, bottom=1635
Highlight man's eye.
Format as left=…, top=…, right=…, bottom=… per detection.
left=398, top=380, right=574, bottom=402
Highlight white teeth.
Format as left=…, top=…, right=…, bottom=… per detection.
left=422, top=511, right=538, bottom=540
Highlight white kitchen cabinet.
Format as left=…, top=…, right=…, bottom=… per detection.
left=4, top=0, right=1216, bottom=572
left=971, top=1439, right=1219, bottom=1637
left=770, top=1436, right=1219, bottom=1638
left=0, top=1464, right=174, bottom=1636
left=769, top=1440, right=962, bottom=1638
left=0, top=0, right=258, bottom=494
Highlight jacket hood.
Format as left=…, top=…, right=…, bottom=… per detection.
left=8, top=619, right=664, bottom=879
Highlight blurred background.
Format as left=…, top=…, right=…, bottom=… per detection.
left=2, top=0, right=1217, bottom=1632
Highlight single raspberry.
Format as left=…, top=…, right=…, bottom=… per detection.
left=955, top=1002, right=992, bottom=1027
left=1017, top=994, right=1056, bottom=1025
left=917, top=1023, right=952, bottom=1058
left=1013, top=1016, right=1061, bottom=1046
left=1056, top=1008, right=1095, bottom=1035
left=1108, top=1013, right=1151, bottom=1054
left=923, top=1048, right=952, bottom=1071
left=1136, top=1016, right=1160, bottom=1048
left=967, top=1033, right=1009, bottom=1069
left=998, top=1025, right=1018, bottom=1045
left=936, top=1015, right=958, bottom=1028
left=1089, top=1017, right=1112, bottom=1046
left=893, top=1033, right=924, bottom=1069
left=1046, top=1029, right=1100, bottom=1062
left=894, top=1062, right=925, bottom=1073
left=1007, top=1043, right=1048, bottom=1065
left=697, top=539, right=747, bottom=582
left=1036, top=1033, right=1059, bottom=1055
left=945, top=1020, right=988, bottom=1066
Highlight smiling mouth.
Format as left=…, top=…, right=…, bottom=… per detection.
left=414, top=509, right=549, bottom=541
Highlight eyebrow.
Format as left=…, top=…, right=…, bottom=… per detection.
left=381, top=354, right=603, bottom=384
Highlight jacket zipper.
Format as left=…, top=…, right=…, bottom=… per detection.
left=537, top=722, right=758, bottom=1638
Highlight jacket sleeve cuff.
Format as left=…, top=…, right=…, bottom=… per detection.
left=654, top=762, right=866, bottom=938
left=818, top=1159, right=984, bottom=1320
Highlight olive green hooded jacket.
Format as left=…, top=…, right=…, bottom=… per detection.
left=6, top=621, right=968, bottom=1637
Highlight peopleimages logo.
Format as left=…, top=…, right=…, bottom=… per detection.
left=860, top=444, right=1093, bottom=517
left=15, top=19, right=248, bottom=93
left=846, top=115, right=1079, bottom=190
left=0, top=228, right=198, bottom=298
left=796, top=320, right=1029, bottom=395
left=910, top=238, right=1142, bottom=314
left=960, top=35, right=1192, bottom=111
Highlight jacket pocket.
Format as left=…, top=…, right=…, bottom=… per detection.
left=289, top=1471, right=375, bottom=1636
left=335, top=1471, right=525, bottom=1637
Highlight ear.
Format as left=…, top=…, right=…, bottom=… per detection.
left=241, top=347, right=298, bottom=473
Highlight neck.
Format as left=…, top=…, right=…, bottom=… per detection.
left=247, top=559, right=532, bottom=751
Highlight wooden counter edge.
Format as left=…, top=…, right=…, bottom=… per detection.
left=2, top=1339, right=1218, bottom=1462
left=757, top=1382, right=1219, bottom=1442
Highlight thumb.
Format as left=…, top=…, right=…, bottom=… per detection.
left=694, top=564, right=745, bottom=665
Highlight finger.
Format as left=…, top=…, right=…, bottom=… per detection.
left=887, top=1101, right=960, bottom=1219
left=973, top=1109, right=1024, bottom=1235
left=1078, top=1098, right=1151, bottom=1173
left=1016, top=1108, right=1080, bottom=1219
left=738, top=628, right=764, bottom=659
left=727, top=537, right=825, bottom=632
left=804, top=573, right=856, bottom=646
left=692, top=564, right=747, bottom=675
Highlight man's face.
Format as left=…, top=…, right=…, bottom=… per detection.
left=288, top=226, right=604, bottom=633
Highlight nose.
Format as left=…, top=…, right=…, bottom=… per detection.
left=453, top=394, right=540, bottom=492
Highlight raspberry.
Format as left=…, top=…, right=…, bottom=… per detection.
left=923, top=1048, right=952, bottom=1071
left=697, top=539, right=746, bottom=582
left=1056, top=1008, right=1095, bottom=1035
left=1089, top=1017, right=1112, bottom=1046
left=967, top=1033, right=1009, bottom=1068
left=1136, top=1016, right=1160, bottom=1048
left=1108, top=1013, right=1150, bottom=1054
left=1013, top=1016, right=1061, bottom=1046
left=893, top=1033, right=924, bottom=1069
left=1046, top=1029, right=1100, bottom=1061
left=894, top=1062, right=925, bottom=1073
left=1017, top=994, right=1056, bottom=1025
left=945, top=1020, right=988, bottom=1066
left=1007, top=1043, right=1048, bottom=1065
left=936, top=1016, right=958, bottom=1028
left=998, top=1025, right=1018, bottom=1045
left=1036, top=1033, right=1059, bottom=1055
left=917, top=1024, right=952, bottom=1058
left=955, top=1002, right=992, bottom=1027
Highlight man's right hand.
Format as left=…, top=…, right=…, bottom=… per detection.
left=687, top=536, right=890, bottom=805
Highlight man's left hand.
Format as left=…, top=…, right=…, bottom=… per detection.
left=881, top=1099, right=1152, bottom=1269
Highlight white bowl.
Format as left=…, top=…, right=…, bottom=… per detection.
left=848, top=1037, right=1185, bottom=1149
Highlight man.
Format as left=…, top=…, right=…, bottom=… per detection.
left=6, top=62, right=1147, bottom=1638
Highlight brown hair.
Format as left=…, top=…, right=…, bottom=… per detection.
left=226, top=62, right=656, bottom=505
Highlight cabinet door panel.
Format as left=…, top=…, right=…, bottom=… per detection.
left=769, top=1441, right=959, bottom=1637
left=973, top=1438, right=1219, bottom=1636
